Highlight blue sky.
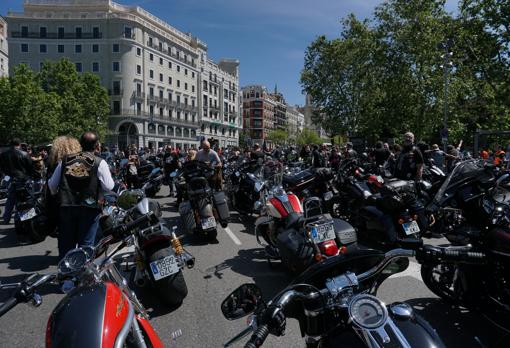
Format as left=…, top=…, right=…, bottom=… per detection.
left=0, top=0, right=459, bottom=106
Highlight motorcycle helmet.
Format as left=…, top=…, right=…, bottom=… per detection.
left=117, top=189, right=145, bottom=210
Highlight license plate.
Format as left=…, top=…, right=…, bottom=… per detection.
left=402, top=220, right=420, bottom=235
left=201, top=216, right=217, bottom=230
left=150, top=255, right=180, bottom=281
left=311, top=222, right=336, bottom=243
left=20, top=208, right=36, bottom=221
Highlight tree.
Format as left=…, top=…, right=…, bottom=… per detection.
left=0, top=59, right=109, bottom=144
left=297, top=129, right=322, bottom=145
left=266, top=129, right=288, bottom=145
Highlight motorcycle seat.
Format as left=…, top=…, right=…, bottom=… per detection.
left=285, top=212, right=304, bottom=230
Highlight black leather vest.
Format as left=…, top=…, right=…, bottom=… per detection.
left=59, top=152, right=102, bottom=208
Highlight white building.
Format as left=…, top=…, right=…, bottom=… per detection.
left=0, top=17, right=8, bottom=77
left=285, top=105, right=303, bottom=139
left=5, top=0, right=241, bottom=149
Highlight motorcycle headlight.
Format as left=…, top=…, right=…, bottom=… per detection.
left=253, top=200, right=263, bottom=211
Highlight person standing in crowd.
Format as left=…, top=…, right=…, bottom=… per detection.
left=329, top=146, right=341, bottom=171
left=196, top=140, right=222, bottom=190
left=493, top=145, right=506, bottom=167
left=344, top=142, right=358, bottom=159
left=445, top=144, right=460, bottom=173
left=250, top=143, right=265, bottom=162
left=300, top=144, right=312, bottom=164
left=48, top=132, right=114, bottom=259
left=394, top=132, right=424, bottom=180
left=427, top=144, right=446, bottom=171
left=312, top=144, right=325, bottom=168
left=372, top=141, right=391, bottom=166
left=0, top=138, right=35, bottom=225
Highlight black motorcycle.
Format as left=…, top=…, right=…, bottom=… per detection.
left=13, top=178, right=52, bottom=243
left=175, top=160, right=230, bottom=242
left=225, top=159, right=265, bottom=214
left=221, top=246, right=449, bottom=348
left=421, top=160, right=510, bottom=329
left=101, top=189, right=194, bottom=307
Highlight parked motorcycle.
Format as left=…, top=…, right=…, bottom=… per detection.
left=175, top=160, right=230, bottom=242
left=221, top=246, right=449, bottom=348
left=421, top=160, right=510, bottom=329
left=102, top=189, right=194, bottom=307
left=225, top=159, right=266, bottom=215
left=13, top=178, right=52, bottom=243
left=0, top=213, right=165, bottom=347
left=255, top=173, right=357, bottom=274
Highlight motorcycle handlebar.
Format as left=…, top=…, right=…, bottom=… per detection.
left=416, top=245, right=486, bottom=264
left=244, top=325, right=269, bottom=348
left=0, top=297, right=18, bottom=317
left=114, top=212, right=155, bottom=238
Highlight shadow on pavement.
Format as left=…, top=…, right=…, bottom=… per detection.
left=407, top=297, right=509, bottom=348
left=204, top=247, right=293, bottom=299
left=0, top=252, right=58, bottom=273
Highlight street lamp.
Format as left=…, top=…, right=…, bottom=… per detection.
left=439, top=38, right=454, bottom=151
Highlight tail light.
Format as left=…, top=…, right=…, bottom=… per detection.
left=319, top=240, right=339, bottom=257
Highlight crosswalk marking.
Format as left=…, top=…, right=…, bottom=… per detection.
left=223, top=226, right=242, bottom=245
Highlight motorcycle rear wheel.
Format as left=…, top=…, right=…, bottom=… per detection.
left=148, top=248, right=188, bottom=307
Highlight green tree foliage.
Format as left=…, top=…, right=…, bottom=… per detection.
left=301, top=0, right=510, bottom=145
left=296, top=129, right=322, bottom=145
left=267, top=129, right=288, bottom=145
left=0, top=59, right=109, bottom=144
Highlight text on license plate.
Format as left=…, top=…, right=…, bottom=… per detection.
left=150, top=255, right=180, bottom=281
left=402, top=220, right=420, bottom=235
left=201, top=216, right=217, bottom=230
left=20, top=208, right=36, bottom=221
left=311, top=222, right=336, bottom=243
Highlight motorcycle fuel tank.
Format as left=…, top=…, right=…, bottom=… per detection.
left=268, top=194, right=303, bottom=218
left=46, top=282, right=131, bottom=348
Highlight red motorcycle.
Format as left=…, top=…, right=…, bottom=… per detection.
left=255, top=174, right=358, bottom=274
left=0, top=213, right=165, bottom=348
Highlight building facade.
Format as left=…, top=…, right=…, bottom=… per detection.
left=298, top=94, right=328, bottom=139
left=286, top=105, right=304, bottom=139
left=0, top=17, right=8, bottom=77
left=241, top=85, right=276, bottom=148
left=5, top=0, right=241, bottom=150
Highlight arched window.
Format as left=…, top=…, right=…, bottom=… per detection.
left=191, top=130, right=196, bottom=138
left=167, top=126, right=174, bottom=136
left=183, top=128, right=190, bottom=138
left=147, top=123, right=156, bottom=134
left=158, top=125, right=165, bottom=135
left=175, top=127, right=182, bottom=137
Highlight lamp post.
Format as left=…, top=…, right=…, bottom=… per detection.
left=439, top=38, right=454, bottom=151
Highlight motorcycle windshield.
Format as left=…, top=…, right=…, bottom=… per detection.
left=432, top=160, right=490, bottom=206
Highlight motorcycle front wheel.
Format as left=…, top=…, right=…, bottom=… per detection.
left=148, top=248, right=188, bottom=307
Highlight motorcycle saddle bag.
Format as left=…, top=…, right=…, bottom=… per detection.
left=276, top=228, right=314, bottom=273
left=178, top=201, right=196, bottom=234
left=213, top=191, right=230, bottom=222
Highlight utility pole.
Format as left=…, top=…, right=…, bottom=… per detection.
left=439, top=38, right=454, bottom=151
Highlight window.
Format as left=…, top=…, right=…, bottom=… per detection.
left=136, top=64, right=141, bottom=75
left=136, top=102, right=142, bottom=115
left=192, top=85, right=195, bottom=93
left=159, top=108, right=164, bottom=116
left=149, top=87, right=154, bottom=97
left=192, top=72, right=195, bottom=78
left=159, top=58, right=163, bottom=65
left=39, top=27, right=47, bottom=38
left=184, top=68, right=188, bottom=76
left=176, top=95, right=180, bottom=103
left=191, top=99, right=195, bottom=107
left=92, top=62, right=99, bottom=72
left=136, top=83, right=142, bottom=94
left=39, top=44, right=47, bottom=53
left=21, top=26, right=28, bottom=38
left=75, top=27, right=82, bottom=38
left=136, top=47, right=141, bottom=56
left=112, top=44, right=119, bottom=53
left=75, top=62, right=82, bottom=72
left=168, top=77, right=172, bottom=85
left=39, top=62, right=44, bottom=71
left=112, top=61, right=120, bottom=72
left=93, top=26, right=100, bottom=38
left=184, top=83, right=188, bottom=90
left=57, top=44, right=64, bottom=53
left=168, top=92, right=172, bottom=101
left=92, top=44, right=99, bottom=53
left=148, top=123, right=156, bottom=134
left=159, top=73, right=163, bottom=82
left=159, top=90, right=164, bottom=98
left=21, top=43, right=28, bottom=53
left=148, top=37, right=153, bottom=46
left=149, top=53, right=153, bottom=61
left=149, top=106, right=154, bottom=115
left=168, top=61, right=172, bottom=69
left=75, top=44, right=82, bottom=53
left=177, top=111, right=181, bottom=120
left=177, top=65, right=180, bottom=72
left=112, top=81, right=121, bottom=95
left=149, top=70, right=154, bottom=79
left=124, top=27, right=132, bottom=38
left=112, top=101, right=120, bottom=115
left=184, top=97, right=188, bottom=105
left=177, top=80, right=180, bottom=88
left=58, top=27, right=64, bottom=38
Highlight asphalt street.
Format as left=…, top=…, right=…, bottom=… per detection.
left=0, top=186, right=508, bottom=347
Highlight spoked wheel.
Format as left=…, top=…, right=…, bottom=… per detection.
left=420, top=262, right=461, bottom=304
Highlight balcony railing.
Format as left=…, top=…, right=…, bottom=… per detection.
left=131, top=91, right=145, bottom=100
left=11, top=32, right=103, bottom=39
left=115, top=109, right=200, bottom=128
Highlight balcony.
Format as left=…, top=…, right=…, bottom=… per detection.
left=12, top=32, right=103, bottom=39
left=131, top=91, right=145, bottom=101
left=115, top=109, right=200, bottom=127
left=147, top=95, right=159, bottom=103
left=108, top=89, right=123, bottom=96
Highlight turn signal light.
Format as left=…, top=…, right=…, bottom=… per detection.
left=339, top=246, right=347, bottom=254
left=314, top=253, right=322, bottom=262
left=398, top=218, right=405, bottom=224
left=412, top=214, right=418, bottom=220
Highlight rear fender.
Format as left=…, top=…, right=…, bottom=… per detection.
left=136, top=315, right=164, bottom=348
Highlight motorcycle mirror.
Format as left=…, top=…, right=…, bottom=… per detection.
left=170, top=171, right=178, bottom=178
left=253, top=200, right=263, bottom=211
left=495, top=173, right=509, bottom=187
left=221, top=284, right=263, bottom=320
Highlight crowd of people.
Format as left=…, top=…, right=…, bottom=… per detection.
left=1, top=130, right=510, bottom=261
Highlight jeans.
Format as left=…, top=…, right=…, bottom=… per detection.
left=58, top=206, right=100, bottom=260
left=3, top=181, right=25, bottom=224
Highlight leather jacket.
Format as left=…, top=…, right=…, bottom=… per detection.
left=0, top=147, right=34, bottom=180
